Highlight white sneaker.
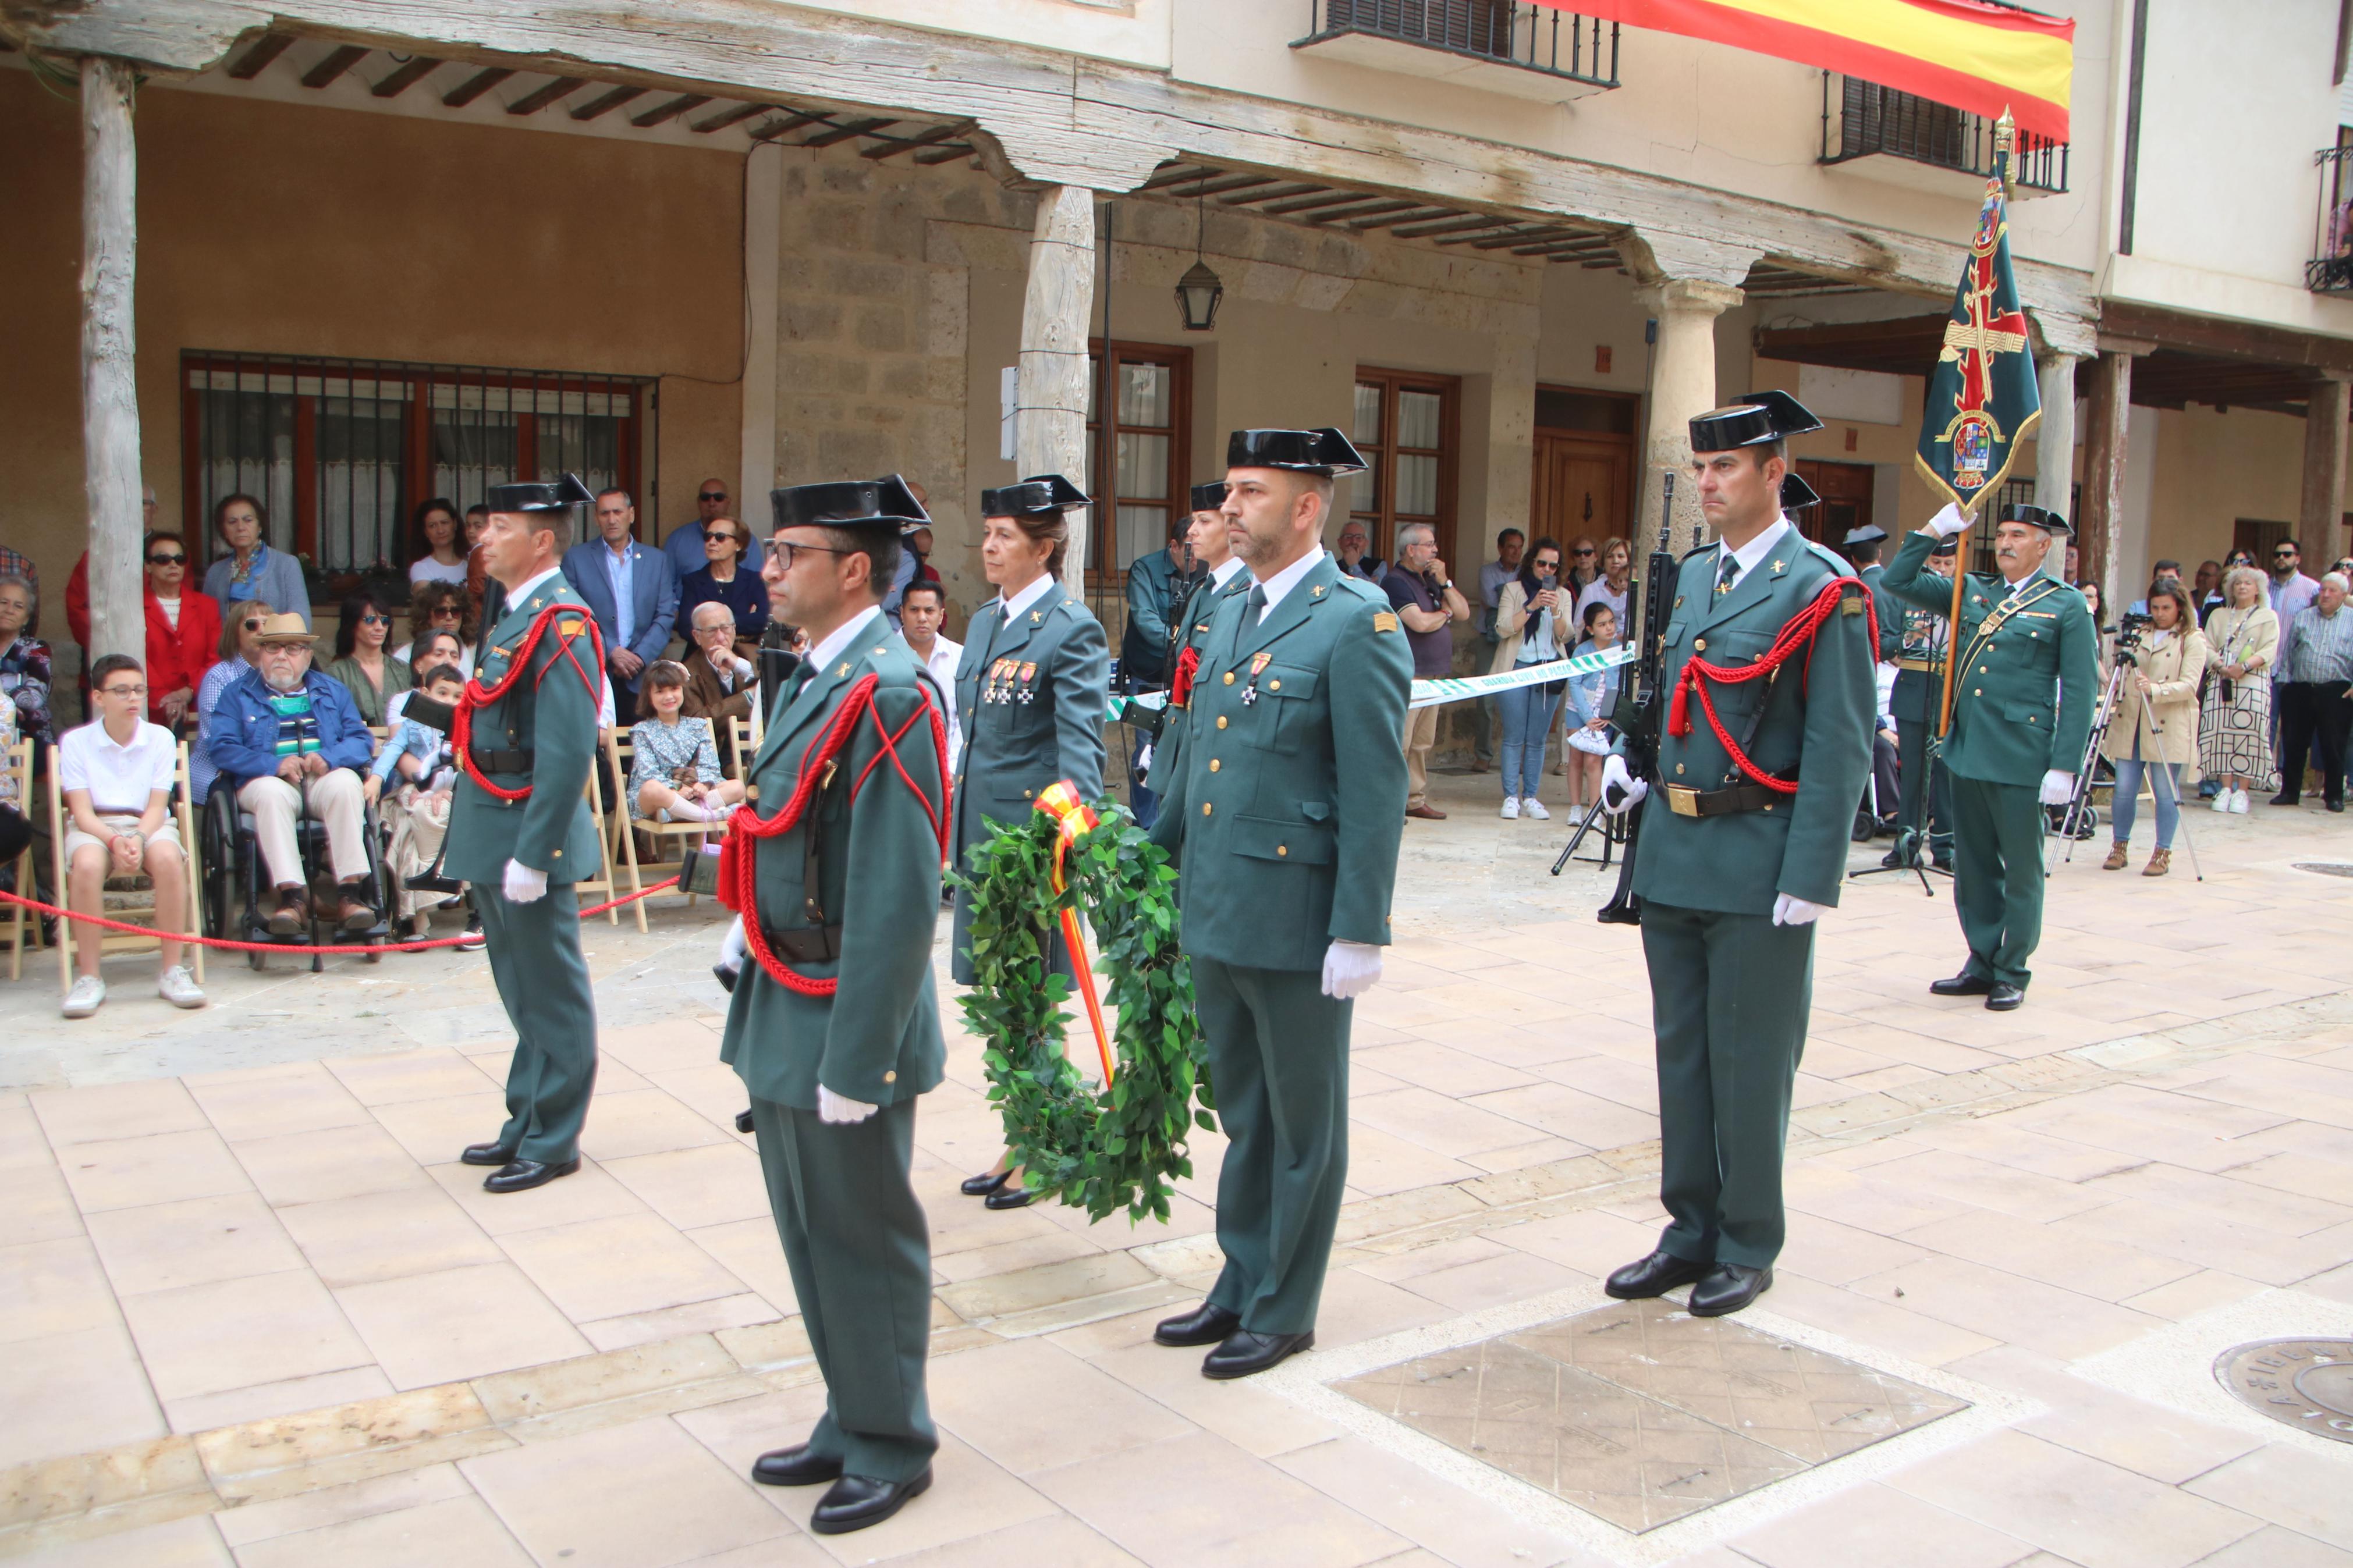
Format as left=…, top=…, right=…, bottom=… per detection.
left=2230, top=788, right=2250, bottom=814
left=2210, top=791, right=2231, bottom=813
left=1500, top=797, right=1521, bottom=820
left=1524, top=798, right=1550, bottom=820
left=159, top=965, right=207, bottom=1009
left=62, top=975, right=106, bottom=1019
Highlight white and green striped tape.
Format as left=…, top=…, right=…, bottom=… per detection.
left=1110, top=643, right=1635, bottom=723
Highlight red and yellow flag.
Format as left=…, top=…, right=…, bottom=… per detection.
left=1558, top=0, right=2074, bottom=140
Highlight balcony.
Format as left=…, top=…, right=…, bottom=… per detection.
left=2310, top=146, right=2353, bottom=293
left=1819, top=75, right=2069, bottom=200
left=1293, top=1, right=1620, bottom=102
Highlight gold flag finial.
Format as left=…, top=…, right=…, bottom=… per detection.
left=1993, top=107, right=2016, bottom=200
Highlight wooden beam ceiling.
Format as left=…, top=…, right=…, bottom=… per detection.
left=369, top=56, right=441, bottom=98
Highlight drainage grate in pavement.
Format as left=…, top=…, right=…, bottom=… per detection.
left=2292, top=862, right=2353, bottom=877
left=1332, top=1297, right=1968, bottom=1533
left=2215, top=1339, right=2353, bottom=1444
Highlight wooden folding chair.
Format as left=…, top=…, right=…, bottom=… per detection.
left=576, top=728, right=634, bottom=931
left=4, top=737, right=36, bottom=980
left=727, top=713, right=757, bottom=783
left=49, top=740, right=206, bottom=994
left=605, top=727, right=733, bottom=915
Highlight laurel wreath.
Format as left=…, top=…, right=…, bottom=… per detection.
left=952, top=803, right=1214, bottom=1224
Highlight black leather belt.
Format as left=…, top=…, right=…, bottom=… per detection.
left=760, top=924, right=842, bottom=963
left=1663, top=781, right=1784, bottom=817
left=470, top=748, right=533, bottom=772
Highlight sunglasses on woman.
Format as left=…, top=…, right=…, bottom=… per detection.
left=360, top=613, right=389, bottom=626
left=431, top=605, right=461, bottom=619
left=148, top=552, right=186, bottom=566
left=241, top=618, right=264, bottom=632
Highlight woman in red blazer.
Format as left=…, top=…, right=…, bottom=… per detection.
left=139, top=532, right=222, bottom=730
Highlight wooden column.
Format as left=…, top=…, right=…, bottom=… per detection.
left=2301, top=372, right=2352, bottom=567
left=738, top=144, right=782, bottom=517
left=80, top=55, right=144, bottom=662
left=1631, top=276, right=1744, bottom=555
left=2078, top=348, right=2138, bottom=611
left=1016, top=186, right=1098, bottom=597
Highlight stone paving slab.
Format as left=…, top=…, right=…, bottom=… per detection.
left=3, top=778, right=2353, bottom=1563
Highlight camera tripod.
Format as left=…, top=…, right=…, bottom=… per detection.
left=1847, top=727, right=1951, bottom=897
left=1550, top=785, right=1630, bottom=876
left=2056, top=652, right=2203, bottom=880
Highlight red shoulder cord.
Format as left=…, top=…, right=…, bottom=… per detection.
left=1170, top=645, right=1202, bottom=709
left=451, top=605, right=606, bottom=803
left=1665, top=577, right=1880, bottom=795
left=714, top=673, right=953, bottom=997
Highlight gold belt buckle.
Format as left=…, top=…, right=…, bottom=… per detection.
left=1666, top=784, right=1701, bottom=817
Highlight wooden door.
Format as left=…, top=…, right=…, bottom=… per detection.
left=1794, top=460, right=1875, bottom=547
left=1532, top=431, right=1632, bottom=549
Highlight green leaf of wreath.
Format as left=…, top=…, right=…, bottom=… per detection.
left=950, top=799, right=1213, bottom=1224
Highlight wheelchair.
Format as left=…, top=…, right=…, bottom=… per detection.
left=201, top=769, right=393, bottom=970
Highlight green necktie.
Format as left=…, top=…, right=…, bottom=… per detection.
left=1715, top=552, right=1740, bottom=597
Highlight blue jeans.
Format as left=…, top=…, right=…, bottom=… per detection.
left=1498, top=680, right=1562, bottom=800
left=2110, top=740, right=2182, bottom=849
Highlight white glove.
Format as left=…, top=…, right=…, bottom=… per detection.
left=719, top=915, right=746, bottom=971
left=1772, top=893, right=1827, bottom=927
left=1320, top=939, right=1383, bottom=1000
left=2038, top=769, right=2077, bottom=805
left=817, top=1086, right=878, bottom=1125
left=502, top=859, right=548, bottom=904
left=1925, top=503, right=1971, bottom=539
left=1600, top=754, right=1649, bottom=815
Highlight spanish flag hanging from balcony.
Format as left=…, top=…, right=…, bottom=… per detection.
left=1561, top=0, right=2074, bottom=140
left=1916, top=113, right=2040, bottom=514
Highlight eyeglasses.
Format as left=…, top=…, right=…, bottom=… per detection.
left=699, top=491, right=729, bottom=503
left=769, top=541, right=851, bottom=571
left=705, top=531, right=736, bottom=545
left=1571, top=547, right=1595, bottom=556
left=2276, top=550, right=2298, bottom=559
left=100, top=683, right=148, bottom=698
left=241, top=618, right=264, bottom=632
left=147, top=553, right=186, bottom=566
left=1534, top=560, right=1562, bottom=573
left=430, top=605, right=461, bottom=619
left=360, top=613, right=389, bottom=625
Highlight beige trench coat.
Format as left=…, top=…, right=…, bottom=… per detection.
left=2100, top=624, right=2210, bottom=771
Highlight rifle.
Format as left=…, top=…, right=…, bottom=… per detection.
left=1589, top=472, right=1681, bottom=923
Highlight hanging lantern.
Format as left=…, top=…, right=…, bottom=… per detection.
left=1175, top=176, right=1223, bottom=332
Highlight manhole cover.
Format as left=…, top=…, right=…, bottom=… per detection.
left=2293, top=862, right=2353, bottom=878
left=2215, top=1339, right=2353, bottom=1443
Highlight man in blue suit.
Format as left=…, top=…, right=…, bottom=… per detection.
left=563, top=487, right=679, bottom=710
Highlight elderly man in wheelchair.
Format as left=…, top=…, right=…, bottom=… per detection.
left=206, top=613, right=385, bottom=937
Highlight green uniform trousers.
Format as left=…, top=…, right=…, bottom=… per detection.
left=749, top=1096, right=937, bottom=1482
left=479, top=886, right=597, bottom=1164
left=1949, top=774, right=2047, bottom=991
left=1641, top=900, right=1815, bottom=1271
left=1195, top=958, right=1351, bottom=1336
left=1895, top=717, right=1953, bottom=856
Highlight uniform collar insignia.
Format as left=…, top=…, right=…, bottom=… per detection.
left=1030, top=610, right=1044, bottom=623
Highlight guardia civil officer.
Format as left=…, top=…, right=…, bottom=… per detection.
left=441, top=476, right=606, bottom=1193
left=723, top=476, right=947, bottom=1536
left=1879, top=534, right=1960, bottom=870
left=1882, top=503, right=2096, bottom=1010
left=949, top=474, right=1109, bottom=1209
left=1149, top=428, right=1411, bottom=1378
left=1598, top=393, right=1875, bottom=1317
left=1142, top=479, right=1252, bottom=844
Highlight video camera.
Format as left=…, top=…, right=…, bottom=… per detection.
left=2112, top=609, right=2155, bottom=661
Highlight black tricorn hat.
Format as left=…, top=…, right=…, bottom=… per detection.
left=1226, top=427, right=1369, bottom=477
left=979, top=472, right=1089, bottom=519
left=1842, top=522, right=1888, bottom=545
left=1780, top=472, right=1821, bottom=511
left=1930, top=535, right=1961, bottom=557
left=1689, top=390, right=1825, bottom=454
left=1190, top=480, right=1230, bottom=513
left=487, top=474, right=596, bottom=513
left=2001, top=502, right=2071, bottom=536
left=771, top=475, right=930, bottom=533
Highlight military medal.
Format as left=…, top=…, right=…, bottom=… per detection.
left=1241, top=652, right=1272, bottom=706
left=1017, top=661, right=1039, bottom=703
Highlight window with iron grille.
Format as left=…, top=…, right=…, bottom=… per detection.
left=1353, top=368, right=1461, bottom=566
left=182, top=351, right=649, bottom=602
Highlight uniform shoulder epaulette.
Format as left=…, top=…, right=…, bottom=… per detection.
left=1330, top=573, right=1386, bottom=606
left=1680, top=541, right=1716, bottom=561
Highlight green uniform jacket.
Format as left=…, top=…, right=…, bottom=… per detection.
left=1142, top=565, right=1252, bottom=853
left=1858, top=563, right=1904, bottom=662
left=1149, top=553, right=1411, bottom=971
left=443, top=575, right=604, bottom=885
left=1881, top=530, right=2099, bottom=787
left=721, top=613, right=947, bottom=1111
left=1122, top=549, right=1184, bottom=685
left=1631, top=529, right=1875, bottom=915
left=947, top=584, right=1109, bottom=983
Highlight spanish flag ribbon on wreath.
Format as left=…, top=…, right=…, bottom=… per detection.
left=1915, top=110, right=2041, bottom=515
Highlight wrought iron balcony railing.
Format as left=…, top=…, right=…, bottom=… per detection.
left=2310, top=146, right=2353, bottom=294
left=1296, top=2, right=1620, bottom=97
left=1820, top=75, right=2069, bottom=194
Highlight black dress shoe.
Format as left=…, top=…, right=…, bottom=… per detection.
left=1932, top=854, right=1954, bottom=872
left=712, top=961, right=739, bottom=994
left=960, top=1168, right=1012, bottom=1197
left=483, top=1157, right=580, bottom=1193
left=2271, top=792, right=2301, bottom=806
left=460, top=1140, right=518, bottom=1167
left=1929, top=972, right=1994, bottom=998
left=1154, top=1302, right=1242, bottom=1347
left=983, top=1183, right=1035, bottom=1210
left=751, top=1443, right=843, bottom=1487
left=810, top=1468, right=931, bottom=1535
left=2331, top=800, right=2346, bottom=813
left=1986, top=983, right=2025, bottom=1011
left=1602, top=1250, right=1713, bottom=1300
left=734, top=1108, right=756, bottom=1135
left=1202, top=1328, right=1314, bottom=1380
left=1688, top=1263, right=1772, bottom=1317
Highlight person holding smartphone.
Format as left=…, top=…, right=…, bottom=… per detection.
left=1488, top=536, right=1571, bottom=819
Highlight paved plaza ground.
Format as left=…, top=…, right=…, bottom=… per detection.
left=3, top=767, right=2352, bottom=1567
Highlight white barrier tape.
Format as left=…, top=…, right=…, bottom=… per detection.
left=1111, top=644, right=1636, bottom=723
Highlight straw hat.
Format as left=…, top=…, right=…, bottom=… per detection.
left=253, top=613, right=314, bottom=646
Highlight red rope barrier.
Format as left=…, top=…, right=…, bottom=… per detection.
left=0, top=876, right=679, bottom=957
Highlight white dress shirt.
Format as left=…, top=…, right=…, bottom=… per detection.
left=910, top=632, right=964, bottom=770
left=805, top=605, right=886, bottom=677
left=1251, top=547, right=1326, bottom=621
left=1712, top=518, right=1793, bottom=596
left=1209, top=556, right=1248, bottom=591
left=1000, top=571, right=1058, bottom=624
